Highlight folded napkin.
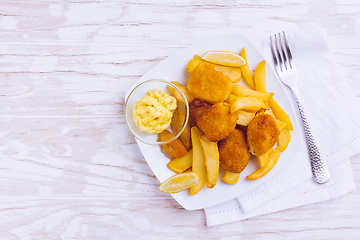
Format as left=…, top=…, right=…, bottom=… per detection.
left=205, top=26, right=360, bottom=226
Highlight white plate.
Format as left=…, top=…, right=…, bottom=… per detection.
left=125, top=33, right=301, bottom=210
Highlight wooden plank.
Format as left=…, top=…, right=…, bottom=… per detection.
left=0, top=44, right=181, bottom=116
left=0, top=117, right=167, bottom=197
left=0, top=195, right=359, bottom=239
left=0, top=1, right=357, bottom=47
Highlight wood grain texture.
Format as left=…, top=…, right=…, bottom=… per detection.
left=0, top=0, right=359, bottom=238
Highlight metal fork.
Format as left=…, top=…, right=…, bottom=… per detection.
left=270, top=32, right=330, bottom=184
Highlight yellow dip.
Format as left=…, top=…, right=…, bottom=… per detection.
left=133, top=89, right=177, bottom=134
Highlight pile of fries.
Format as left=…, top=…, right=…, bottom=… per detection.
left=158, top=48, right=292, bottom=195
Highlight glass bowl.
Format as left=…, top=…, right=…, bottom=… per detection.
left=125, top=79, right=190, bottom=145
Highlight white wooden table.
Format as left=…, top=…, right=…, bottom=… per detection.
left=1, top=1, right=359, bottom=238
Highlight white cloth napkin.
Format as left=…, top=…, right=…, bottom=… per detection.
left=204, top=26, right=360, bottom=226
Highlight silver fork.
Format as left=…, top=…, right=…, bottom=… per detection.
left=270, top=32, right=330, bottom=184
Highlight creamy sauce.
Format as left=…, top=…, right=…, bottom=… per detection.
left=133, top=89, right=177, bottom=134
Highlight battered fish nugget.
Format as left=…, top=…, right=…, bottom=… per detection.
left=189, top=98, right=213, bottom=127
left=187, top=62, right=233, bottom=104
left=247, top=114, right=280, bottom=156
left=197, top=102, right=237, bottom=142
left=218, top=129, right=251, bottom=173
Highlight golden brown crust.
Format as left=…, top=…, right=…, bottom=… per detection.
left=196, top=102, right=237, bottom=142
left=187, top=62, right=233, bottom=104
left=189, top=98, right=213, bottom=127
left=247, top=114, right=280, bottom=156
left=218, top=129, right=251, bottom=173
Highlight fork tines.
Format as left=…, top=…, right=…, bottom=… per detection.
left=270, top=31, right=293, bottom=72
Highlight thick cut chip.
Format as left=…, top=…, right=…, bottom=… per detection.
left=197, top=102, right=237, bottom=142
left=189, top=127, right=207, bottom=195
left=278, top=129, right=291, bottom=152
left=187, top=62, right=233, bottom=104
left=222, top=170, right=240, bottom=185
left=235, top=109, right=255, bottom=126
left=247, top=114, right=280, bottom=156
left=218, top=129, right=251, bottom=173
left=199, top=134, right=219, bottom=188
left=275, top=119, right=287, bottom=132
left=257, top=147, right=273, bottom=168
left=171, top=102, right=191, bottom=149
left=254, top=60, right=267, bottom=93
left=246, top=147, right=281, bottom=180
left=168, top=81, right=194, bottom=103
left=225, top=94, right=238, bottom=105
left=170, top=108, right=179, bottom=134
left=240, top=48, right=255, bottom=89
left=269, top=98, right=293, bottom=131
left=230, top=96, right=266, bottom=113
left=186, top=58, right=203, bottom=73
left=232, top=84, right=274, bottom=103
left=177, top=102, right=191, bottom=149
left=158, top=172, right=199, bottom=193
left=158, top=130, right=188, bottom=159
left=168, top=149, right=193, bottom=173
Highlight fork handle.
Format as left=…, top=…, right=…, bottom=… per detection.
left=293, top=90, right=331, bottom=184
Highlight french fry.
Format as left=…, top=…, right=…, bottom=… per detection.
left=168, top=149, right=193, bottom=173
left=168, top=81, right=194, bottom=103
left=199, top=134, right=219, bottom=188
left=168, top=85, right=185, bottom=103
left=278, top=129, right=291, bottom=152
left=177, top=102, right=191, bottom=149
left=239, top=48, right=255, bottom=89
left=186, top=58, right=203, bottom=73
left=269, top=98, right=293, bottom=131
left=181, top=121, right=191, bottom=150
left=257, top=147, right=273, bottom=168
left=170, top=102, right=191, bottom=150
left=225, top=94, right=238, bottom=104
left=254, top=60, right=266, bottom=93
left=235, top=109, right=255, bottom=126
left=230, top=96, right=265, bottom=113
left=189, top=127, right=207, bottom=195
left=222, top=170, right=240, bottom=185
left=232, top=84, right=274, bottom=104
left=170, top=108, right=179, bottom=134
left=275, top=119, right=287, bottom=132
left=252, top=60, right=293, bottom=131
left=246, top=147, right=280, bottom=180
left=158, top=130, right=188, bottom=159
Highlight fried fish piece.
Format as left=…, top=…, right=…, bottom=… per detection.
left=196, top=102, right=237, bottom=142
left=218, top=129, right=251, bottom=173
left=189, top=98, right=213, bottom=127
left=247, top=114, right=280, bottom=156
left=187, top=62, right=233, bottom=104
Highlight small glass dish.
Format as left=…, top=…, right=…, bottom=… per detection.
left=125, top=79, right=189, bottom=145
